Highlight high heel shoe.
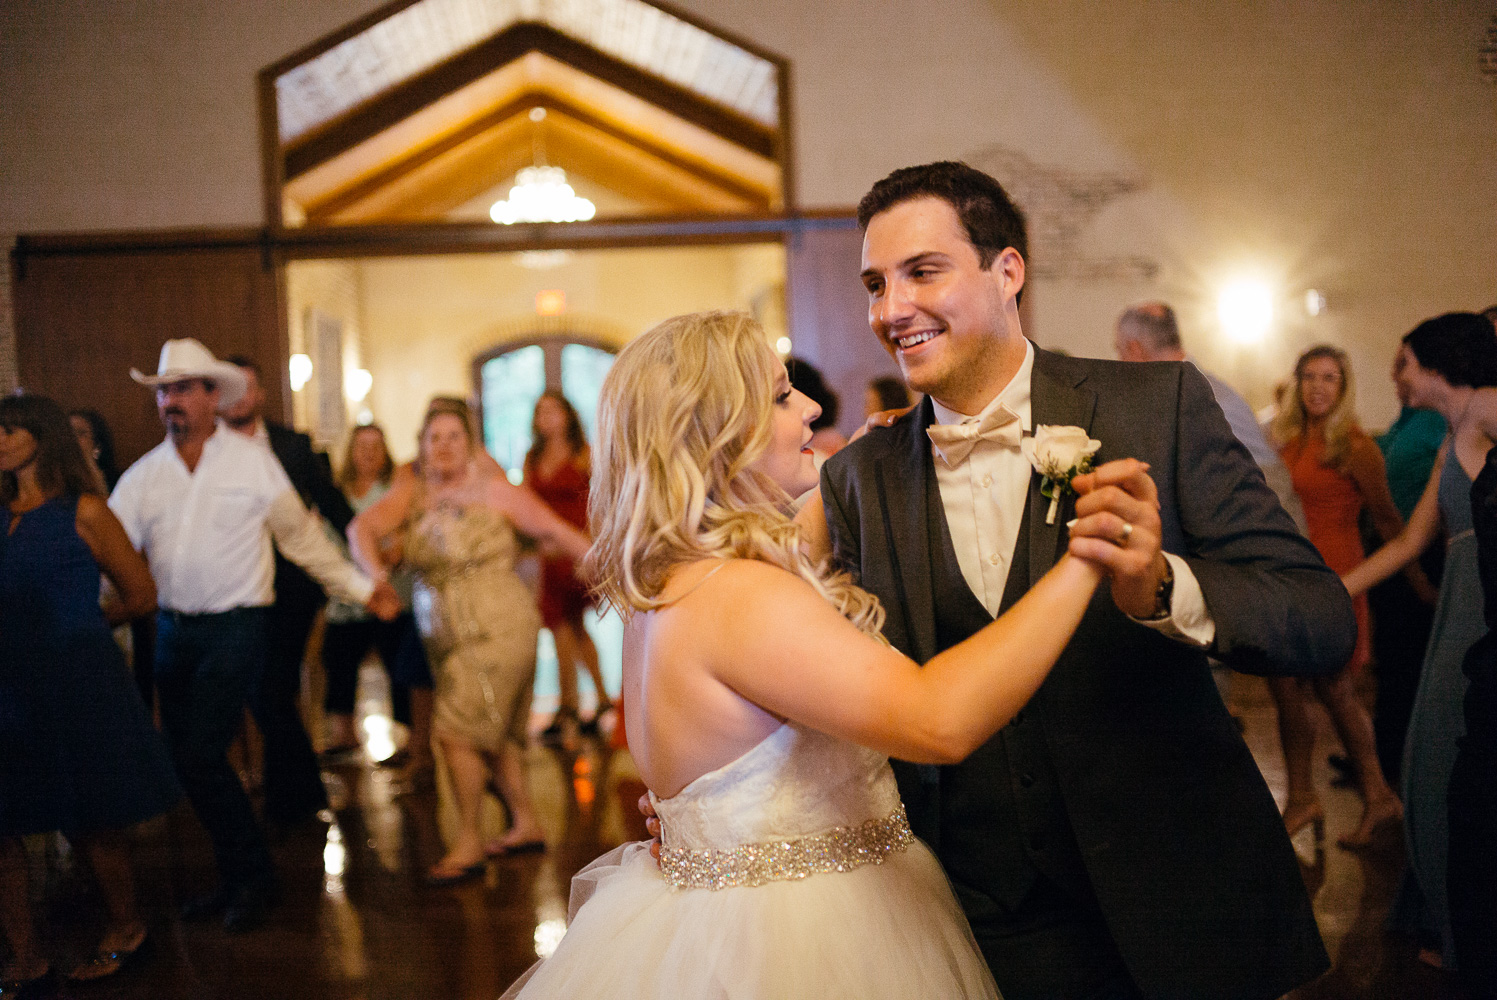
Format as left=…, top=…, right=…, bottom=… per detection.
left=1282, top=802, right=1325, bottom=842
left=541, top=706, right=580, bottom=750
left=68, top=925, right=148, bottom=981
left=578, top=698, right=615, bottom=735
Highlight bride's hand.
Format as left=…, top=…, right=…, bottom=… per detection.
left=1066, top=458, right=1169, bottom=618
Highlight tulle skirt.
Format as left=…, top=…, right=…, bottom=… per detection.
left=503, top=839, right=999, bottom=999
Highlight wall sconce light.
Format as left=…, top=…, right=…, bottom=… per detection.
left=775, top=337, right=792, bottom=355
left=289, top=353, right=313, bottom=392
left=344, top=367, right=373, bottom=403
left=1217, top=280, right=1274, bottom=344
left=535, top=289, right=566, bottom=316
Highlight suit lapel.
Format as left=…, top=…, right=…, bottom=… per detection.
left=1027, top=348, right=1099, bottom=587
left=875, top=397, right=939, bottom=663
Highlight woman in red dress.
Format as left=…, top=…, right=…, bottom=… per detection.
left=525, top=392, right=610, bottom=750
left=1270, top=345, right=1407, bottom=847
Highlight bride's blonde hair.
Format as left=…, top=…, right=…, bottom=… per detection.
left=585, top=311, right=884, bottom=637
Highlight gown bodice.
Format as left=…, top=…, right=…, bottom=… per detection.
left=649, top=724, right=912, bottom=890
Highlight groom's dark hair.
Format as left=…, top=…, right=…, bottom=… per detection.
left=856, top=161, right=1029, bottom=270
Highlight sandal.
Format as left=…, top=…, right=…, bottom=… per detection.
left=68, top=925, right=148, bottom=982
left=425, top=861, right=485, bottom=886
left=484, top=838, right=546, bottom=857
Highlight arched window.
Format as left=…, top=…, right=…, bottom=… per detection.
left=474, top=336, right=616, bottom=481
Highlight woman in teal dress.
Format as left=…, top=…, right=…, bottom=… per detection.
left=1343, top=312, right=1497, bottom=969
left=0, top=394, right=178, bottom=989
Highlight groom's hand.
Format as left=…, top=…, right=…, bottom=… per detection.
left=1068, top=459, right=1169, bottom=619
left=639, top=793, right=663, bottom=861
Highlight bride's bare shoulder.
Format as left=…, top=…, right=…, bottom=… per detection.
left=657, top=557, right=809, bottom=609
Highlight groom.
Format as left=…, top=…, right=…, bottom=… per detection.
left=810, top=162, right=1355, bottom=1000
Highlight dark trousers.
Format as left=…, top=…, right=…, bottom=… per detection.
left=1449, top=745, right=1497, bottom=998
left=963, top=876, right=1140, bottom=1000
left=249, top=602, right=329, bottom=826
left=322, top=614, right=423, bottom=725
left=1368, top=570, right=1436, bottom=783
left=155, top=607, right=274, bottom=890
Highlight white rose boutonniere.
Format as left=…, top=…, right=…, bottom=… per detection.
left=1021, top=425, right=1102, bottom=524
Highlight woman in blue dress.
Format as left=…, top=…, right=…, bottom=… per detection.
left=1343, top=312, right=1497, bottom=970
left=0, top=393, right=179, bottom=989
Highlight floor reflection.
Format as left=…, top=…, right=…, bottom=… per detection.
left=13, top=664, right=1466, bottom=998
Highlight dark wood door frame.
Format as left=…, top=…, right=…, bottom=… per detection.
left=11, top=212, right=856, bottom=270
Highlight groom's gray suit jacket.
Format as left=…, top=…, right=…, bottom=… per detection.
left=820, top=346, right=1354, bottom=1000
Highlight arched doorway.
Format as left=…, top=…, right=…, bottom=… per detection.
left=473, top=334, right=616, bottom=481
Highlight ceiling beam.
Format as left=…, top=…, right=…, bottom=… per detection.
left=298, top=92, right=775, bottom=222
left=283, top=21, right=778, bottom=180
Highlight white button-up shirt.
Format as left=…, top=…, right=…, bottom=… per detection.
left=110, top=423, right=374, bottom=614
left=930, top=340, right=1214, bottom=645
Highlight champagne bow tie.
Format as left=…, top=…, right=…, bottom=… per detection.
left=927, top=407, right=1023, bottom=467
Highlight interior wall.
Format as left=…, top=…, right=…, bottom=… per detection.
left=331, top=243, right=786, bottom=460
left=285, top=259, right=367, bottom=449
left=4, top=1, right=1495, bottom=429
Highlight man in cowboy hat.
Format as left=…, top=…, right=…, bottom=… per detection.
left=110, top=338, right=400, bottom=932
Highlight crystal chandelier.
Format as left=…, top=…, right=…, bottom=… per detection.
left=490, top=166, right=596, bottom=225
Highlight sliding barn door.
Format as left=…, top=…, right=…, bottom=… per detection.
left=12, top=243, right=285, bottom=467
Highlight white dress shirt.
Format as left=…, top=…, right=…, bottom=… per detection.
left=930, top=340, right=1214, bottom=645
left=110, top=423, right=374, bottom=614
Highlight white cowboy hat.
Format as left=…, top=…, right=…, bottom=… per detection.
left=130, top=338, right=249, bottom=411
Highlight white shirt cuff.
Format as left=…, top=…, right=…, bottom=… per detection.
left=1131, top=552, right=1216, bottom=647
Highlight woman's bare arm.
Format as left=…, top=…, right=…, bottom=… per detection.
left=696, top=553, right=1102, bottom=765
left=75, top=494, right=156, bottom=625
left=1346, top=436, right=1434, bottom=600
left=348, top=465, right=416, bottom=578
left=489, top=476, right=591, bottom=562
left=1342, top=443, right=1447, bottom=598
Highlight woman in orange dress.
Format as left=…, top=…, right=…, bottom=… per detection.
left=525, top=392, right=610, bottom=751
left=1270, top=345, right=1406, bottom=847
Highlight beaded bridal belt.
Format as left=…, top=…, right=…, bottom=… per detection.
left=658, top=805, right=915, bottom=890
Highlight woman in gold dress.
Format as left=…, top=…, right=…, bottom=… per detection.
left=350, top=398, right=590, bottom=884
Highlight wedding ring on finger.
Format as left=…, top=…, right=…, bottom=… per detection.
left=1116, top=522, right=1134, bottom=546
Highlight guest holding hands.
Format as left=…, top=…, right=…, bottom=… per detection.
left=0, top=394, right=178, bottom=989
left=524, top=392, right=609, bottom=751
left=349, top=397, right=591, bottom=884
left=321, top=423, right=436, bottom=781
left=1268, top=345, right=1406, bottom=847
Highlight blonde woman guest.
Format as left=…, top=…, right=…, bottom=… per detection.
left=501, top=312, right=1110, bottom=999
left=349, top=398, right=590, bottom=884
left=524, top=392, right=609, bottom=750
left=321, top=424, right=435, bottom=781
left=1268, top=345, right=1405, bottom=847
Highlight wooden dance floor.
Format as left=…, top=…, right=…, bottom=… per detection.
left=19, top=674, right=1461, bottom=999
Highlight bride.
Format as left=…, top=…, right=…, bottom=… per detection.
left=505, top=311, right=1107, bottom=998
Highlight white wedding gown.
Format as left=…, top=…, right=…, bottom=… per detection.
left=503, top=723, right=1000, bottom=998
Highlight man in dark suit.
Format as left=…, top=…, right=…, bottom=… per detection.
left=224, top=356, right=355, bottom=830
left=809, top=163, right=1356, bottom=1000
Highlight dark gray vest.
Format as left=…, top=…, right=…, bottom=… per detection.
left=891, top=462, right=1091, bottom=915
